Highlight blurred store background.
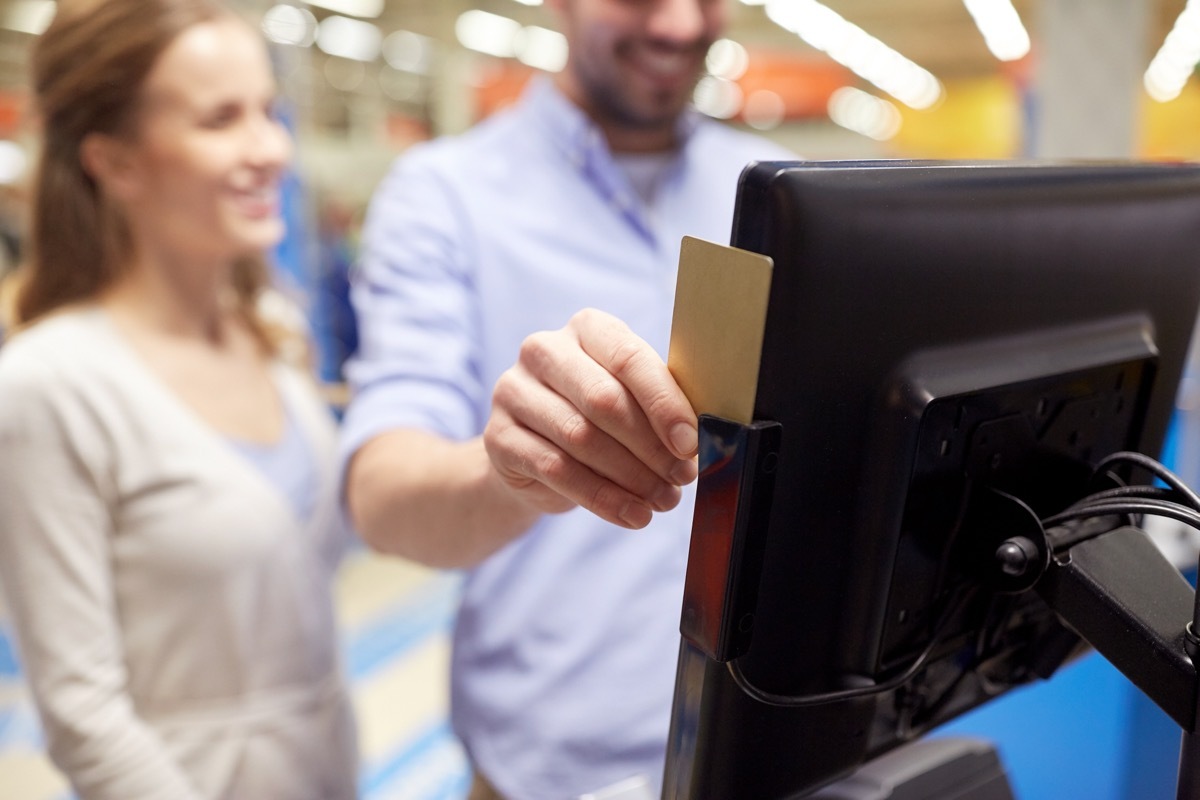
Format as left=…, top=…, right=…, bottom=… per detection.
left=4, top=1, right=1200, bottom=798
left=1, top=0, right=1200, bottom=380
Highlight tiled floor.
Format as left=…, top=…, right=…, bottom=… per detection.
left=0, top=550, right=470, bottom=800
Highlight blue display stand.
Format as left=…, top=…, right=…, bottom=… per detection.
left=932, top=649, right=1180, bottom=800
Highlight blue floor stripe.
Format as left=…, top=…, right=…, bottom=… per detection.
left=360, top=718, right=461, bottom=795
left=347, top=577, right=460, bottom=681
left=365, top=749, right=469, bottom=800
left=444, top=770, right=472, bottom=798
left=2, top=703, right=46, bottom=749
left=422, top=769, right=472, bottom=800
left=0, top=624, right=19, bottom=678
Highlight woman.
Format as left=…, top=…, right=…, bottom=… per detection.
left=0, top=1, right=358, bottom=797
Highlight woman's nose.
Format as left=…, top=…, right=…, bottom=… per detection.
left=247, top=114, right=293, bottom=170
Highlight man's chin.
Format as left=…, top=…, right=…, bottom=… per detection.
left=623, top=94, right=692, bottom=129
left=587, top=81, right=697, bottom=135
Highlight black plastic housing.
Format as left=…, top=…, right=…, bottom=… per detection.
left=664, top=161, right=1200, bottom=800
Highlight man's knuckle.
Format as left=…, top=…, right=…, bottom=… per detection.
left=518, top=331, right=555, bottom=367
left=491, top=372, right=519, bottom=404
left=572, top=308, right=601, bottom=328
left=584, top=481, right=615, bottom=515
left=642, top=387, right=678, bottom=419
left=578, top=379, right=624, bottom=418
left=558, top=411, right=594, bottom=450
left=605, top=339, right=642, bottom=378
left=535, top=448, right=569, bottom=483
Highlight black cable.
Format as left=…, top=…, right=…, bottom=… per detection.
left=1044, top=500, right=1200, bottom=552
left=724, top=452, right=1200, bottom=710
left=1036, top=452, right=1200, bottom=551
left=1063, top=485, right=1180, bottom=507
left=725, top=586, right=977, bottom=708
left=1044, top=499, right=1200, bottom=531
left=1092, top=451, right=1200, bottom=512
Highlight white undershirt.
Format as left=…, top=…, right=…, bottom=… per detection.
left=614, top=151, right=676, bottom=208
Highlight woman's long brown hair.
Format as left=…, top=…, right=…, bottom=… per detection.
left=13, top=0, right=276, bottom=351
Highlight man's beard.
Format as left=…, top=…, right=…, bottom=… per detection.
left=584, top=74, right=698, bottom=132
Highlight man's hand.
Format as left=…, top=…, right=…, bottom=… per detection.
left=484, top=308, right=699, bottom=529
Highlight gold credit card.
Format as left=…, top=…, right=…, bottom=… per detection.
left=667, top=235, right=774, bottom=425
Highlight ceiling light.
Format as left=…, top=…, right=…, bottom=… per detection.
left=304, top=0, right=382, bottom=19
left=262, top=4, right=317, bottom=47
left=828, top=86, right=902, bottom=140
left=1146, top=1, right=1200, bottom=102
left=456, top=10, right=522, bottom=59
left=765, top=0, right=942, bottom=110
left=0, top=142, right=27, bottom=185
left=316, top=15, right=381, bottom=62
left=963, top=0, right=1031, bottom=62
left=515, top=26, right=567, bottom=72
left=3, top=0, right=55, bottom=35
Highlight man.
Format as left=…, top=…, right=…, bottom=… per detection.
left=342, top=0, right=794, bottom=797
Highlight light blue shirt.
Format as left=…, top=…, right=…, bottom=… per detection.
left=228, top=403, right=318, bottom=522
left=342, top=77, right=794, bottom=800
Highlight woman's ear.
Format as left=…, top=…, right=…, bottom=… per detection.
left=80, top=132, right=141, bottom=201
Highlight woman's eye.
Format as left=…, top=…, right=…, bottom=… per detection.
left=202, top=105, right=240, bottom=129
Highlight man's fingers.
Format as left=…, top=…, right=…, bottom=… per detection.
left=518, top=323, right=697, bottom=486
left=483, top=410, right=671, bottom=529
left=569, top=309, right=698, bottom=459
left=484, top=308, right=701, bottom=528
left=492, top=365, right=684, bottom=512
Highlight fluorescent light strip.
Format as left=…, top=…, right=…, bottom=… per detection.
left=516, top=26, right=567, bottom=73
left=0, top=141, right=27, bottom=185
left=456, top=10, right=522, bottom=59
left=765, top=0, right=942, bottom=110
left=1145, top=0, right=1200, bottom=102
left=3, top=0, right=55, bottom=35
left=305, top=0, right=383, bottom=20
left=828, top=86, right=901, bottom=140
left=316, top=14, right=382, bottom=62
left=263, top=4, right=318, bottom=47
left=963, top=0, right=1030, bottom=62
left=455, top=11, right=565, bottom=72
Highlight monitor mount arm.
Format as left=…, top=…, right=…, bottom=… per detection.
left=979, top=489, right=1200, bottom=799
left=676, top=414, right=1200, bottom=800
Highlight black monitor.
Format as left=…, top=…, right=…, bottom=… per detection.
left=664, top=161, right=1200, bottom=799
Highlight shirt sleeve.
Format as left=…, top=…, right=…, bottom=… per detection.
left=340, top=148, right=487, bottom=468
left=0, top=362, right=202, bottom=800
